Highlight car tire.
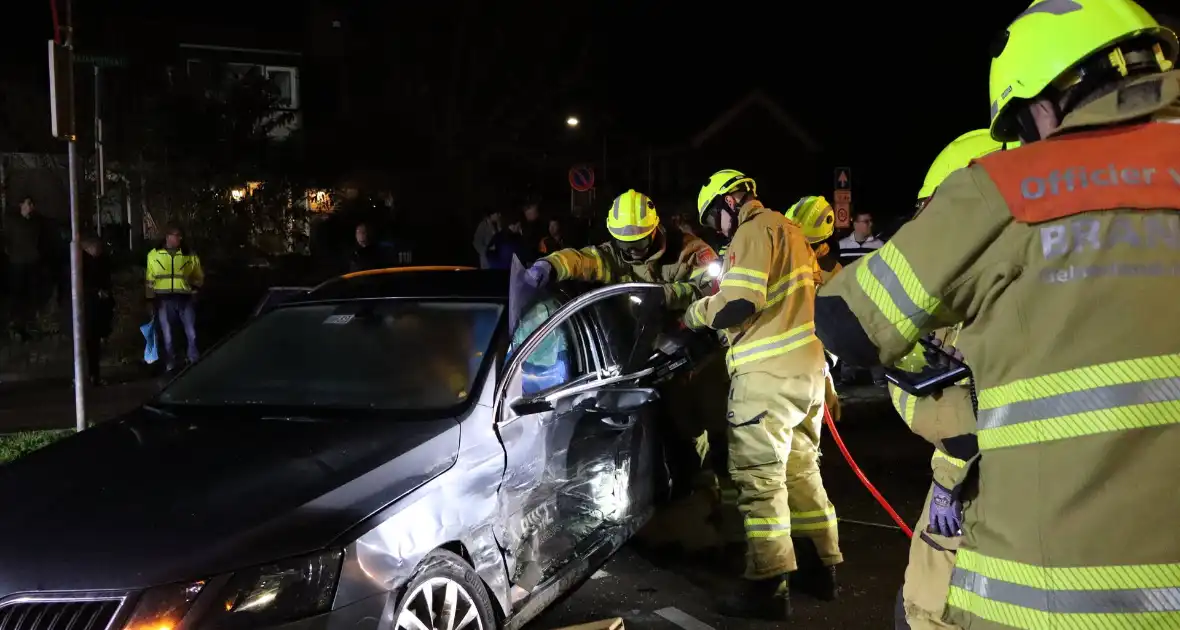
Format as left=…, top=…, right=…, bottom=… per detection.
left=395, top=549, right=498, bottom=630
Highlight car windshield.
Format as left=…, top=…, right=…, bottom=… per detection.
left=158, top=300, right=502, bottom=410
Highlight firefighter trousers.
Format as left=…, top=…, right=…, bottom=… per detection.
left=727, top=369, right=842, bottom=580
left=902, top=483, right=963, bottom=629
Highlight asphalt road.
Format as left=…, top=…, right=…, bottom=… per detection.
left=528, top=389, right=932, bottom=630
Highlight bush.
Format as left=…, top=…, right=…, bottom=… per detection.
left=0, top=430, right=71, bottom=464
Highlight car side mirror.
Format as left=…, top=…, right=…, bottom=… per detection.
left=588, top=387, right=659, bottom=414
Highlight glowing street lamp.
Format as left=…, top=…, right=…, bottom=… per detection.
left=230, top=188, right=246, bottom=201
left=566, top=116, right=579, bottom=128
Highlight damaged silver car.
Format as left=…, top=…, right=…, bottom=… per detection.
left=0, top=268, right=710, bottom=630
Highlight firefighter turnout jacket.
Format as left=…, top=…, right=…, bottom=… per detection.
left=816, top=71, right=1180, bottom=629
left=683, top=200, right=824, bottom=377
left=542, top=226, right=718, bottom=310
left=146, top=247, right=204, bottom=296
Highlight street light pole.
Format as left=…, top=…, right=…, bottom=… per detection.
left=94, top=65, right=104, bottom=236
left=64, top=0, right=87, bottom=431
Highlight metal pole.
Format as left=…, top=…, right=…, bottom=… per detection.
left=65, top=0, right=87, bottom=431
left=647, top=146, right=652, bottom=193
left=94, top=65, right=103, bottom=235
left=601, top=135, right=607, bottom=193
left=125, top=180, right=133, bottom=252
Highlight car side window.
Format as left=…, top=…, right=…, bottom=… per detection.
left=510, top=298, right=587, bottom=396
left=591, top=296, right=639, bottom=366
left=590, top=291, right=668, bottom=373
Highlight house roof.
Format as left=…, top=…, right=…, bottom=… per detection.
left=690, top=89, right=821, bottom=153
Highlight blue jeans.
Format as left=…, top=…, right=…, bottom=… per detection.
left=157, top=295, right=198, bottom=368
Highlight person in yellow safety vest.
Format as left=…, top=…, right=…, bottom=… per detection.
left=892, top=129, right=1017, bottom=630
left=682, top=169, right=839, bottom=621
left=815, top=2, right=1180, bottom=628
left=784, top=195, right=843, bottom=422
left=146, top=225, right=205, bottom=372
left=524, top=189, right=720, bottom=305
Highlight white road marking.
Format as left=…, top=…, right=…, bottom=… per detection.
left=590, top=570, right=610, bottom=580
left=654, top=607, right=714, bottom=630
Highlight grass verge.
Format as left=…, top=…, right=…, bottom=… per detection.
left=0, top=430, right=72, bottom=464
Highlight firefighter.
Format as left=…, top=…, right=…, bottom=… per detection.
left=682, top=169, right=839, bottom=620
left=815, top=2, right=1180, bottom=628
left=893, top=129, right=1014, bottom=630
left=784, top=195, right=841, bottom=284
left=524, top=189, right=718, bottom=305
left=784, top=195, right=843, bottom=422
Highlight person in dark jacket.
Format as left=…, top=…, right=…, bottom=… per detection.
left=347, top=222, right=387, bottom=273
left=81, top=235, right=114, bottom=386
left=486, top=216, right=525, bottom=270
left=4, top=196, right=47, bottom=340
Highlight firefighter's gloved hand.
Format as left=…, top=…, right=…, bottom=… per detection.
left=928, top=482, right=962, bottom=537
left=925, top=336, right=965, bottom=366
left=524, top=261, right=553, bottom=289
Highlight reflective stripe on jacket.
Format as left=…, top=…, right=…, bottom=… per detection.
left=683, top=200, right=824, bottom=376
left=543, top=226, right=718, bottom=311
left=146, top=248, right=204, bottom=295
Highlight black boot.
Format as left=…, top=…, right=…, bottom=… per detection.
left=717, top=575, right=791, bottom=621
left=790, top=538, right=840, bottom=601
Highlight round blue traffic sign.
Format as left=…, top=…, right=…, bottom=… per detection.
left=569, top=166, right=596, bottom=192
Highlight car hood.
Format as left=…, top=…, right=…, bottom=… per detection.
left=0, top=406, right=461, bottom=594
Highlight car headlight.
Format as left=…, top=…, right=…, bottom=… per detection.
left=123, top=581, right=206, bottom=630
left=203, top=550, right=343, bottom=629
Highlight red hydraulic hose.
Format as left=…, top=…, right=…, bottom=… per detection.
left=823, top=404, right=914, bottom=539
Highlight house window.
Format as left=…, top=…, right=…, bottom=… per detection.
left=265, top=66, right=298, bottom=109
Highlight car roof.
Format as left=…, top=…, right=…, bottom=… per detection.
left=297, top=267, right=509, bottom=302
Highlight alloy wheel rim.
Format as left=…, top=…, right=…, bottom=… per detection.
left=396, top=576, right=484, bottom=630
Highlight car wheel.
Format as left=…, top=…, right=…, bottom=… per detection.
left=395, top=549, right=497, bottom=630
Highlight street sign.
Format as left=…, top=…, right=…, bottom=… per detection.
left=834, top=202, right=851, bottom=229
left=75, top=53, right=127, bottom=68
left=833, top=170, right=852, bottom=228
left=834, top=167, right=851, bottom=190
left=48, top=40, right=74, bottom=139
left=569, top=166, right=595, bottom=192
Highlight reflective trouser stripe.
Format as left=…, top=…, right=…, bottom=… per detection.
left=890, top=384, right=917, bottom=427
left=948, top=549, right=1180, bottom=627
left=745, top=516, right=790, bottom=539
left=765, top=265, right=814, bottom=308
left=976, top=353, right=1180, bottom=450
left=726, top=322, right=819, bottom=370
left=931, top=449, right=966, bottom=468
left=855, top=244, right=941, bottom=344
left=791, top=507, right=836, bottom=532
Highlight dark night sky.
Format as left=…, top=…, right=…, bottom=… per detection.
left=3, top=0, right=1177, bottom=215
